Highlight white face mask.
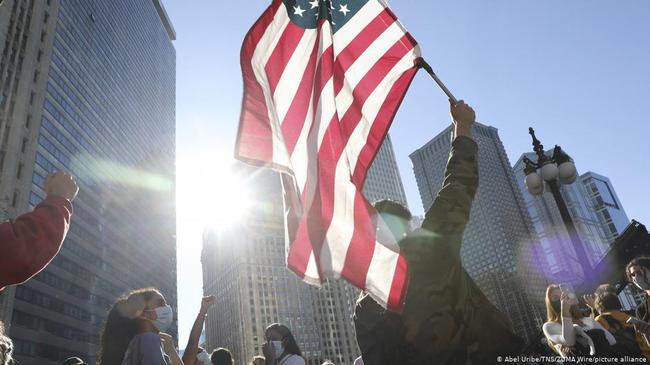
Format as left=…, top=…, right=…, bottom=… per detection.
left=196, top=351, right=211, bottom=365
left=149, top=305, right=174, bottom=332
left=271, top=340, right=284, bottom=357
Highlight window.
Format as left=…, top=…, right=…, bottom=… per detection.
left=29, top=192, right=42, bottom=206
left=16, top=163, right=23, bottom=179
left=11, top=191, right=18, bottom=207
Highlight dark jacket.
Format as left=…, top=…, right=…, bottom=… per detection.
left=0, top=196, right=72, bottom=290
left=354, top=136, right=523, bottom=365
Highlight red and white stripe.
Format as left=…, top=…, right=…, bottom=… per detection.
left=235, top=0, right=420, bottom=310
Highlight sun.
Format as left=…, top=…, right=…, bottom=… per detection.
left=176, top=151, right=252, bottom=236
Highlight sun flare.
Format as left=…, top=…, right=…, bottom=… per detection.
left=176, top=152, right=252, bottom=237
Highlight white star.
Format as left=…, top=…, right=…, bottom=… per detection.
left=309, top=0, right=320, bottom=9
left=339, top=4, right=350, bottom=16
left=293, top=5, right=306, bottom=17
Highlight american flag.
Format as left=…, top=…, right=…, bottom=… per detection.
left=235, top=0, right=421, bottom=310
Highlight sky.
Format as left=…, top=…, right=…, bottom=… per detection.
left=163, top=0, right=650, bottom=347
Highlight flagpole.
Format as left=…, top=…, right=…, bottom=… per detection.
left=419, top=59, right=458, bottom=104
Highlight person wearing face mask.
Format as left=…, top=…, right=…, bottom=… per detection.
left=181, top=296, right=216, bottom=365
left=98, top=288, right=181, bottom=365
left=542, top=284, right=616, bottom=356
left=262, top=324, right=305, bottom=365
left=626, top=257, right=650, bottom=345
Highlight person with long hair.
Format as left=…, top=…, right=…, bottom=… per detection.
left=98, top=288, right=181, bottom=365
left=262, top=324, right=305, bottom=365
left=542, top=284, right=615, bottom=356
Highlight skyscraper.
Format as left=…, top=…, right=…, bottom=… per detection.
left=362, top=134, right=408, bottom=206
left=202, top=137, right=409, bottom=365
left=0, top=0, right=64, bottom=326
left=513, top=154, right=613, bottom=276
left=409, top=123, right=547, bottom=343
left=202, top=166, right=325, bottom=365
left=0, top=1, right=176, bottom=364
left=581, top=171, right=630, bottom=244
left=513, top=155, right=635, bottom=309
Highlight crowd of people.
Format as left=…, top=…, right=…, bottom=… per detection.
left=541, top=258, right=650, bottom=361
left=1, top=100, right=649, bottom=365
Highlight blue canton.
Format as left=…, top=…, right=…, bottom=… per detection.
left=282, top=0, right=369, bottom=33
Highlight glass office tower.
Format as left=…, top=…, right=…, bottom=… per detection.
left=410, top=123, right=547, bottom=343
left=0, top=1, right=177, bottom=364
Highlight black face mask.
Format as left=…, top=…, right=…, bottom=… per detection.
left=551, top=300, right=561, bottom=314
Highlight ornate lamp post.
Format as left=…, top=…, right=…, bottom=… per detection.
left=522, top=128, right=594, bottom=282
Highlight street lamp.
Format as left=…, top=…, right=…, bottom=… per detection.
left=522, top=127, right=593, bottom=283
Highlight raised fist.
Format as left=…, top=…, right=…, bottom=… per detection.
left=450, top=100, right=475, bottom=138
left=44, top=171, right=79, bottom=201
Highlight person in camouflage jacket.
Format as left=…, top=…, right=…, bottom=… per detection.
left=354, top=100, right=523, bottom=365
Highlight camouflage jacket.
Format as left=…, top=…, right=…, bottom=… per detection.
left=354, top=136, right=523, bottom=365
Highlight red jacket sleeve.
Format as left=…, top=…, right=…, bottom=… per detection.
left=0, top=196, right=73, bottom=289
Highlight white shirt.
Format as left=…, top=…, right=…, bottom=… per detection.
left=278, top=354, right=305, bottom=365
left=543, top=317, right=616, bottom=355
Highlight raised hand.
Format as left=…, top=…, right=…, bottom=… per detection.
left=44, top=171, right=79, bottom=201
left=200, top=295, right=216, bottom=315
left=450, top=100, right=475, bottom=138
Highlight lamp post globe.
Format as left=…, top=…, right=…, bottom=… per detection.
left=558, top=161, right=578, bottom=184
left=525, top=126, right=594, bottom=285
left=525, top=172, right=544, bottom=195
left=540, top=162, right=559, bottom=182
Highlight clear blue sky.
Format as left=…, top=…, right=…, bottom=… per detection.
left=163, top=0, right=650, bottom=346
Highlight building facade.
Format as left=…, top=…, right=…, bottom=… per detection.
left=581, top=171, right=630, bottom=244
left=0, top=1, right=176, bottom=364
left=513, top=156, right=635, bottom=309
left=362, top=134, right=408, bottom=206
left=513, top=153, right=611, bottom=276
left=203, top=137, right=409, bottom=365
left=409, top=123, right=547, bottom=344
left=202, top=166, right=325, bottom=365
